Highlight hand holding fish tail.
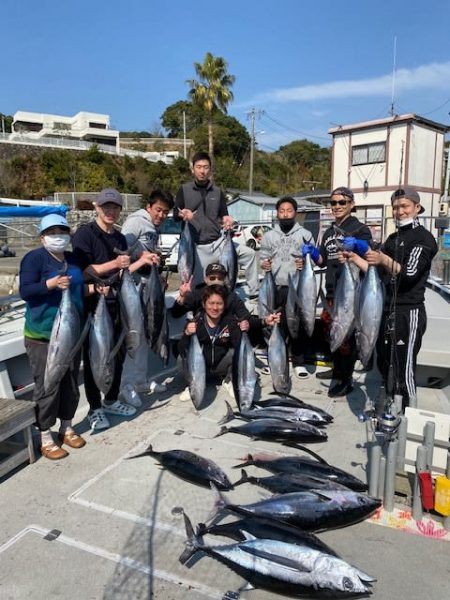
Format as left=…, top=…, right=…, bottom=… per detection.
left=114, top=254, right=131, bottom=270
left=46, top=273, right=72, bottom=290
left=184, top=321, right=197, bottom=336
left=261, top=258, right=272, bottom=271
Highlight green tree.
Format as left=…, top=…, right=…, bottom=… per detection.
left=187, top=52, right=235, bottom=166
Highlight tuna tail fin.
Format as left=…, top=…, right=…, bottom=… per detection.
left=208, top=482, right=228, bottom=522
left=233, top=469, right=250, bottom=487
left=218, top=401, right=236, bottom=426
left=233, top=453, right=254, bottom=469
left=280, top=441, right=329, bottom=465
left=126, top=444, right=154, bottom=460
left=179, top=512, right=200, bottom=565
left=214, top=426, right=228, bottom=438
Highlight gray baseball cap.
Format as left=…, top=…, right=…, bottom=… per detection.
left=96, top=188, right=123, bottom=207
left=391, top=186, right=425, bottom=214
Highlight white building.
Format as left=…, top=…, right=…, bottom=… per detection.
left=11, top=110, right=119, bottom=147
left=329, top=114, right=449, bottom=237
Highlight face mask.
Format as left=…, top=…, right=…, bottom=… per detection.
left=396, top=217, right=415, bottom=228
left=279, top=218, right=295, bottom=233
left=43, top=234, right=71, bottom=252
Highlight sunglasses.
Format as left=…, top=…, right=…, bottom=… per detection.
left=208, top=275, right=225, bottom=281
left=330, top=199, right=350, bottom=207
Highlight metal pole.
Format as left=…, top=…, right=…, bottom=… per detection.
left=384, top=439, right=399, bottom=512
left=369, top=442, right=382, bottom=498
left=249, top=108, right=255, bottom=195
left=378, top=455, right=386, bottom=501
left=183, top=111, right=187, bottom=159
left=423, top=421, right=435, bottom=471
left=396, top=416, right=408, bottom=471
left=443, top=149, right=450, bottom=204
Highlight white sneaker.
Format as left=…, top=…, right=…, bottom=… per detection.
left=120, top=384, right=142, bottom=408
left=103, top=400, right=136, bottom=417
left=88, top=408, right=110, bottom=431
left=135, top=380, right=167, bottom=394
left=294, top=365, right=309, bottom=379
left=180, top=387, right=191, bottom=402
left=221, top=380, right=235, bottom=400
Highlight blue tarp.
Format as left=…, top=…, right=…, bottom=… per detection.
left=0, top=205, right=69, bottom=218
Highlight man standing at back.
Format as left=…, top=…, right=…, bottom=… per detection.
left=175, top=151, right=259, bottom=297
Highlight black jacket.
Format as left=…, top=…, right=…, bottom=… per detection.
left=179, top=312, right=241, bottom=370
left=380, top=222, right=437, bottom=309
left=320, top=216, right=372, bottom=299
left=170, top=283, right=251, bottom=321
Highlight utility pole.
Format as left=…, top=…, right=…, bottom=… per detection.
left=247, top=108, right=264, bottom=195
left=182, top=111, right=187, bottom=159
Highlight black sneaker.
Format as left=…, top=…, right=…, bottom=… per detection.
left=316, top=369, right=333, bottom=380
left=328, top=380, right=353, bottom=398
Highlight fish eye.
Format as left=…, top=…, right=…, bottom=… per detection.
left=342, top=577, right=354, bottom=591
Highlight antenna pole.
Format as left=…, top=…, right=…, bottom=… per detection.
left=390, top=36, right=397, bottom=116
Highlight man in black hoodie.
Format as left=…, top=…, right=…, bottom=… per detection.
left=365, top=187, right=437, bottom=409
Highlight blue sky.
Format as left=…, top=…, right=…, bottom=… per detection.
left=2, top=0, right=450, bottom=150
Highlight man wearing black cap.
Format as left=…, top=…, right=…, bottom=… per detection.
left=302, top=186, right=372, bottom=397
left=365, top=187, right=437, bottom=409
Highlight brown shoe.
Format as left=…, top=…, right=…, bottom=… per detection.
left=59, top=431, right=86, bottom=449
left=41, top=444, right=69, bottom=460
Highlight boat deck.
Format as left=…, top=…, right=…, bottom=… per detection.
left=0, top=342, right=449, bottom=598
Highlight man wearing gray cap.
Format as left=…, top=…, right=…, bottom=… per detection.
left=365, top=186, right=437, bottom=410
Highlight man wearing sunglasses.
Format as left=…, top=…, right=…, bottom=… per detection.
left=302, top=186, right=372, bottom=397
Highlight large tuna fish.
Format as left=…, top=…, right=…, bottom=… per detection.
left=220, top=229, right=238, bottom=290
left=89, top=294, right=116, bottom=394
left=234, top=469, right=349, bottom=494
left=210, top=484, right=381, bottom=532
left=330, top=261, right=357, bottom=352
left=236, top=452, right=368, bottom=492
left=128, top=445, right=233, bottom=490
left=177, top=223, right=196, bottom=284
left=44, top=285, right=81, bottom=393
left=257, top=392, right=333, bottom=422
left=258, top=270, right=276, bottom=319
left=187, top=329, right=206, bottom=409
left=141, top=263, right=165, bottom=347
left=153, top=306, right=170, bottom=366
left=297, top=253, right=317, bottom=337
left=357, top=265, right=384, bottom=367
left=216, top=417, right=327, bottom=444
left=286, top=272, right=300, bottom=339
left=118, top=268, right=143, bottom=358
left=232, top=331, right=257, bottom=412
left=196, top=516, right=339, bottom=556
left=221, top=399, right=329, bottom=427
left=181, top=514, right=375, bottom=596
left=268, top=323, right=291, bottom=395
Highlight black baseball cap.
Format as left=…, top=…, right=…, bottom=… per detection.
left=391, top=187, right=425, bottom=214
left=205, top=263, right=227, bottom=276
left=331, top=186, right=354, bottom=201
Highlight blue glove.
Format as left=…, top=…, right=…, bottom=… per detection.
left=342, top=237, right=369, bottom=256
left=302, top=243, right=320, bottom=263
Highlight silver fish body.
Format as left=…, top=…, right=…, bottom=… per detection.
left=44, top=288, right=81, bottom=393
left=330, top=261, right=357, bottom=352
left=220, top=230, right=238, bottom=290
left=177, top=223, right=195, bottom=284
left=286, top=272, right=300, bottom=339
left=142, top=264, right=164, bottom=346
left=268, top=323, right=291, bottom=395
left=297, top=253, right=317, bottom=337
left=119, top=269, right=143, bottom=358
left=233, top=331, right=257, bottom=412
left=89, top=294, right=115, bottom=394
left=187, top=333, right=206, bottom=409
left=182, top=514, right=374, bottom=596
left=357, top=266, right=384, bottom=367
left=258, top=270, right=276, bottom=319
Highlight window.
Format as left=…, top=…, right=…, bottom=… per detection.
left=89, top=122, right=107, bottom=129
left=352, top=142, right=385, bottom=165
left=159, top=217, right=182, bottom=235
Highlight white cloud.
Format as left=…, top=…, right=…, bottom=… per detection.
left=251, top=62, right=450, bottom=104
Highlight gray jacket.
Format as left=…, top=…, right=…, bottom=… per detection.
left=121, top=209, right=159, bottom=258
left=260, top=222, right=313, bottom=286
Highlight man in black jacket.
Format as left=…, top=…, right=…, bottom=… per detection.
left=365, top=187, right=437, bottom=409
left=302, top=186, right=372, bottom=397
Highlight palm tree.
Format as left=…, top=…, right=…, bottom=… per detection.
left=187, top=52, right=235, bottom=168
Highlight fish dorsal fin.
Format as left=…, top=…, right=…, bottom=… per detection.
left=240, top=545, right=310, bottom=573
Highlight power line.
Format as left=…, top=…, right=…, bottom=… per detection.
left=262, top=112, right=330, bottom=142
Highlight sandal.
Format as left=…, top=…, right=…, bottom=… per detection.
left=41, top=444, right=69, bottom=460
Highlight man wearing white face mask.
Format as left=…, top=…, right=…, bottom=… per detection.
left=365, top=187, right=437, bottom=410
left=19, top=214, right=86, bottom=460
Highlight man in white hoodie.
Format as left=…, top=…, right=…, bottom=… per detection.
left=120, top=190, right=174, bottom=400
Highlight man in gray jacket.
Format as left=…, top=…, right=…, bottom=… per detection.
left=260, top=196, right=314, bottom=377
left=119, top=190, right=174, bottom=400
